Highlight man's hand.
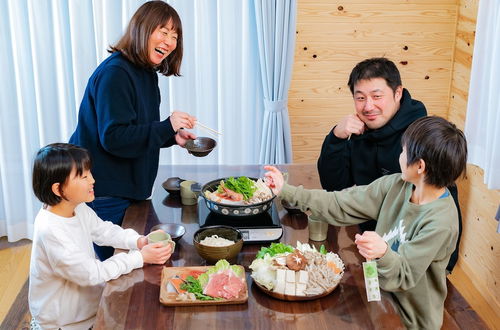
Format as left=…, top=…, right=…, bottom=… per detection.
left=354, top=231, right=387, bottom=260
left=263, top=165, right=285, bottom=195
left=169, top=111, right=196, bottom=131
left=333, top=114, right=366, bottom=139
left=175, top=129, right=197, bottom=146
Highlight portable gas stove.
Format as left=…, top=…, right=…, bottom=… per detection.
left=198, top=198, right=283, bottom=244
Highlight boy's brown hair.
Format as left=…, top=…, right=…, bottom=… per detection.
left=401, top=116, right=467, bottom=188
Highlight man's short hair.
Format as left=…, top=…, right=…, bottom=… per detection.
left=32, top=143, right=92, bottom=206
left=348, top=58, right=402, bottom=94
left=401, top=116, right=467, bottom=188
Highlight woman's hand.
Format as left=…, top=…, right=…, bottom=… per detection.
left=170, top=111, right=196, bottom=132
left=354, top=231, right=388, bottom=260
left=140, top=242, right=173, bottom=264
left=175, top=129, right=196, bottom=146
left=263, top=165, right=285, bottom=195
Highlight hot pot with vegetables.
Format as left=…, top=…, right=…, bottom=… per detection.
left=192, top=176, right=275, bottom=217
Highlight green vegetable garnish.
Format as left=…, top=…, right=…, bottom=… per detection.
left=180, top=276, right=216, bottom=300
left=224, top=177, right=257, bottom=200
left=320, top=245, right=327, bottom=255
left=256, top=242, right=294, bottom=259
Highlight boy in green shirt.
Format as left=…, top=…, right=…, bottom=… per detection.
left=264, top=116, right=467, bottom=329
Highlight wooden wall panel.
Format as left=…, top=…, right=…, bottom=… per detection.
left=447, top=1, right=500, bottom=327
left=291, top=1, right=457, bottom=164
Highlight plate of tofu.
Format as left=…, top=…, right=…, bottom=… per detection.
left=249, top=242, right=344, bottom=301
left=253, top=268, right=339, bottom=301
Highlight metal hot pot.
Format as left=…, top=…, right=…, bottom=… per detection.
left=191, top=177, right=276, bottom=217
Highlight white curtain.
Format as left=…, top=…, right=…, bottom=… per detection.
left=465, top=0, right=500, bottom=189
left=255, top=0, right=296, bottom=164
left=0, top=0, right=297, bottom=241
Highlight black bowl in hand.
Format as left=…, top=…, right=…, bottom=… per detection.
left=185, top=137, right=217, bottom=157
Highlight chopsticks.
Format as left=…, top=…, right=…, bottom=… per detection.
left=196, top=121, right=222, bottom=136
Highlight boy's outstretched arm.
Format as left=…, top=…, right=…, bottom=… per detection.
left=354, top=231, right=388, bottom=260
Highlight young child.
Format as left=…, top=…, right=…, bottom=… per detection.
left=29, top=143, right=172, bottom=329
left=264, top=116, right=467, bottom=330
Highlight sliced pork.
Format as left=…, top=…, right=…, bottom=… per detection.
left=203, top=269, right=245, bottom=299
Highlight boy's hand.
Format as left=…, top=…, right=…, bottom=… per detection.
left=354, top=231, right=387, bottom=260
left=140, top=242, right=173, bottom=264
left=263, top=165, right=284, bottom=195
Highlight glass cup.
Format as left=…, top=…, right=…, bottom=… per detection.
left=308, top=215, right=328, bottom=241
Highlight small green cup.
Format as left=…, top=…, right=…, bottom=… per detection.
left=147, top=230, right=175, bottom=251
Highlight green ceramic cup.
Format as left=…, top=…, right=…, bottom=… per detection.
left=147, top=230, right=175, bottom=251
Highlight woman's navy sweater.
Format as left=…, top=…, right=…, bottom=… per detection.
left=70, top=52, right=176, bottom=200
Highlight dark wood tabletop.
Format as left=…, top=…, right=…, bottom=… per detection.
left=94, top=164, right=404, bottom=329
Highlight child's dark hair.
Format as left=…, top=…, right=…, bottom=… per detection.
left=32, top=143, right=92, bottom=206
left=347, top=57, right=402, bottom=94
left=401, top=116, right=467, bottom=188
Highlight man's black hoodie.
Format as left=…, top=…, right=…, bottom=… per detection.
left=317, top=88, right=426, bottom=191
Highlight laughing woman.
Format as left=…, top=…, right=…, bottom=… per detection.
left=70, top=1, right=196, bottom=260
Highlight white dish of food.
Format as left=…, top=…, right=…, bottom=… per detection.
left=250, top=242, right=344, bottom=301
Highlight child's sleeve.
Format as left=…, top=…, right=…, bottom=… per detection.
left=376, top=221, right=456, bottom=291
left=42, top=228, right=143, bottom=286
left=279, top=175, right=392, bottom=226
left=84, top=205, right=141, bottom=250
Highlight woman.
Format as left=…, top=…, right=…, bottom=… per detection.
left=69, top=1, right=195, bottom=260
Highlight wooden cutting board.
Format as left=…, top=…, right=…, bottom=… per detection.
left=159, top=266, right=248, bottom=306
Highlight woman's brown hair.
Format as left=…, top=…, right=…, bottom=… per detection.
left=108, top=1, right=183, bottom=76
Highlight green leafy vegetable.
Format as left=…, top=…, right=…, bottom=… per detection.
left=319, top=245, right=327, bottom=255
left=197, top=273, right=209, bottom=288
left=256, top=242, right=294, bottom=259
left=180, top=276, right=216, bottom=301
left=223, top=177, right=257, bottom=200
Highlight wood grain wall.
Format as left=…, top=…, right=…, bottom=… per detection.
left=447, top=0, right=500, bottom=324
left=290, top=0, right=458, bottom=163
left=290, top=0, right=500, bottom=326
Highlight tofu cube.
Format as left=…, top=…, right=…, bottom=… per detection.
left=274, top=282, right=285, bottom=294
left=298, top=270, right=309, bottom=284
left=276, top=269, right=286, bottom=283
left=285, top=282, right=295, bottom=295
left=295, top=283, right=306, bottom=296
left=285, top=270, right=295, bottom=283
left=274, top=269, right=286, bottom=294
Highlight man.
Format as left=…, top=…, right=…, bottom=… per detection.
left=317, top=58, right=461, bottom=272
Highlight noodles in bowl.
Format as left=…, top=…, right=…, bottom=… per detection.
left=199, top=235, right=235, bottom=247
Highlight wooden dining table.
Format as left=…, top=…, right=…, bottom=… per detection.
left=94, top=164, right=404, bottom=329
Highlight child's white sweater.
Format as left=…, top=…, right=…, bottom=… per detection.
left=29, top=203, right=143, bottom=329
